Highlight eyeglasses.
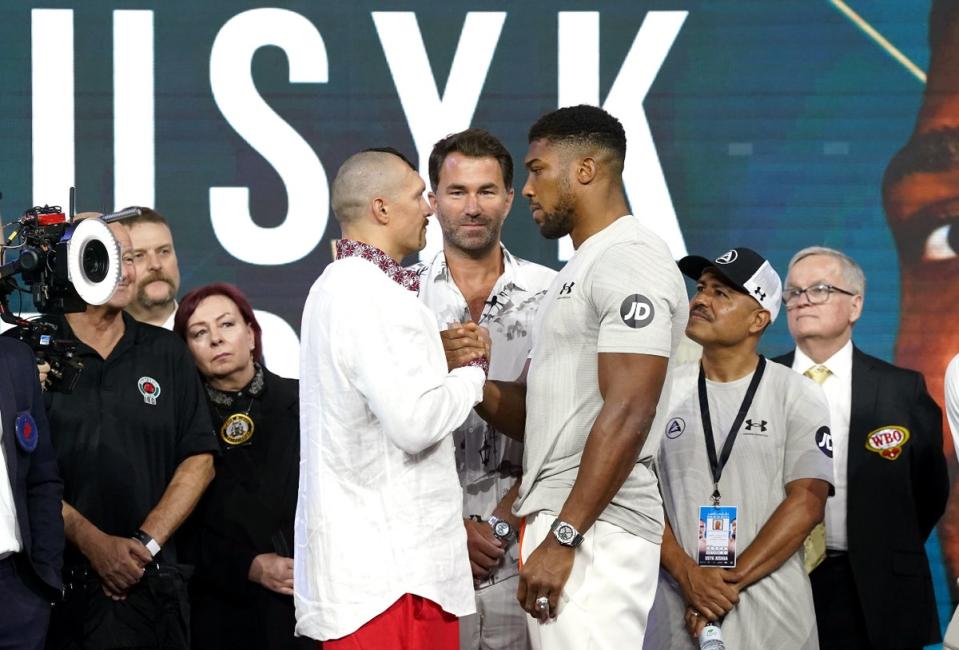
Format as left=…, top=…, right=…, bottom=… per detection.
left=783, top=283, right=857, bottom=307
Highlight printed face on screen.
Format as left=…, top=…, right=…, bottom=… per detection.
left=881, top=1, right=959, bottom=411
left=430, top=152, right=513, bottom=255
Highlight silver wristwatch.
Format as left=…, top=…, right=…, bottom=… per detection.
left=488, top=516, right=515, bottom=542
left=550, top=519, right=584, bottom=548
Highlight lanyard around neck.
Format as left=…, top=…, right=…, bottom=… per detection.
left=698, top=355, right=767, bottom=505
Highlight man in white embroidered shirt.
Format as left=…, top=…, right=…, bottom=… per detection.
left=296, top=147, right=490, bottom=649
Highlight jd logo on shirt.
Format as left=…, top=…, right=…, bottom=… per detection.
left=620, top=294, right=654, bottom=328
left=816, top=426, right=833, bottom=458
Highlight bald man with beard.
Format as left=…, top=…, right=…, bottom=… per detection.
left=295, top=148, right=490, bottom=649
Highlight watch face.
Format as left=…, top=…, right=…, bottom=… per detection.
left=556, top=524, right=574, bottom=544
left=494, top=520, right=512, bottom=539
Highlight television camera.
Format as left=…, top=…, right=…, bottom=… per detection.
left=0, top=201, right=141, bottom=392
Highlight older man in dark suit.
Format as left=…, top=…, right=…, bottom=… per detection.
left=774, top=246, right=947, bottom=650
left=0, top=336, right=63, bottom=649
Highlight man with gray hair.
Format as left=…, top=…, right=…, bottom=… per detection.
left=295, top=148, right=490, bottom=648
left=773, top=245, right=947, bottom=649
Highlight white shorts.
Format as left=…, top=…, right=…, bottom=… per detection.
left=520, top=512, right=661, bottom=650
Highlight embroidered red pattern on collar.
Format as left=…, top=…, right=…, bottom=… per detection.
left=335, top=239, right=488, bottom=375
left=336, top=239, right=420, bottom=293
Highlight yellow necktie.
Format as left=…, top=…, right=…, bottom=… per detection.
left=804, top=365, right=832, bottom=385
left=801, top=363, right=831, bottom=573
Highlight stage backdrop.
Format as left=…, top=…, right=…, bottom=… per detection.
left=1, top=0, right=955, bottom=641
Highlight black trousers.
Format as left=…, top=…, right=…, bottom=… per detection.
left=0, top=555, right=51, bottom=650
left=47, top=564, right=190, bottom=650
left=811, top=553, right=921, bottom=650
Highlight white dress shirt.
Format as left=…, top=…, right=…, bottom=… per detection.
left=295, top=244, right=485, bottom=641
left=0, top=416, right=23, bottom=559
left=160, top=302, right=178, bottom=331
left=793, top=340, right=852, bottom=550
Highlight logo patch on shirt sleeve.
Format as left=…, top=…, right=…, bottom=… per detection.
left=620, top=294, right=654, bottom=328
left=15, top=411, right=38, bottom=452
left=815, top=426, right=833, bottom=458
left=865, top=425, right=910, bottom=461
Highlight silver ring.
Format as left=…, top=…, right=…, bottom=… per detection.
left=535, top=596, right=549, bottom=610
left=691, top=611, right=700, bottom=617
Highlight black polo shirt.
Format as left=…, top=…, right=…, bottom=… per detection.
left=42, top=312, right=217, bottom=566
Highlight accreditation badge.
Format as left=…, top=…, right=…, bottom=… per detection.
left=697, top=505, right=737, bottom=568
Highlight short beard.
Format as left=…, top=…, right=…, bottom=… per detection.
left=441, top=219, right=501, bottom=257
left=538, top=198, right=575, bottom=240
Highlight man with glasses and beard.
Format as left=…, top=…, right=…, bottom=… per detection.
left=412, top=128, right=555, bottom=650
left=124, top=208, right=181, bottom=329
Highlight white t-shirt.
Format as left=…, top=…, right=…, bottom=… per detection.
left=295, top=254, right=485, bottom=641
left=514, top=215, right=688, bottom=542
left=0, top=415, right=21, bottom=558
left=648, top=360, right=833, bottom=650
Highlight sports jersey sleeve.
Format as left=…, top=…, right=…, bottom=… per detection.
left=172, top=338, right=219, bottom=461
left=588, top=241, right=684, bottom=356
left=782, top=373, right=834, bottom=490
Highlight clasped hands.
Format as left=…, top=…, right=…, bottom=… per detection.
left=441, top=321, right=491, bottom=371
left=679, top=563, right=741, bottom=639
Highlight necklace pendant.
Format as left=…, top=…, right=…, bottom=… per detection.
left=220, top=412, right=255, bottom=446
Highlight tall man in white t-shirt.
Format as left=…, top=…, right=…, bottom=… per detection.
left=775, top=246, right=947, bottom=649
left=475, top=105, right=688, bottom=649
left=648, top=247, right=832, bottom=649
left=413, top=128, right=556, bottom=650
left=296, top=148, right=491, bottom=649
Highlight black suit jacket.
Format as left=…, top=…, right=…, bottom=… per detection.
left=774, top=346, right=947, bottom=647
left=0, top=337, right=64, bottom=600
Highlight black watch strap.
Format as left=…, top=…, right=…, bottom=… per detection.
left=132, top=529, right=161, bottom=557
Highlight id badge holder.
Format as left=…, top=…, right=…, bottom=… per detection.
left=697, top=505, right=738, bottom=568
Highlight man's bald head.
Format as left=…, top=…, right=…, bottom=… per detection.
left=331, top=149, right=417, bottom=224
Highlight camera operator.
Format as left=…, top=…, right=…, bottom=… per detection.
left=31, top=216, right=218, bottom=649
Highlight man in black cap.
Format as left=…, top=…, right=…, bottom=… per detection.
left=645, top=247, right=833, bottom=650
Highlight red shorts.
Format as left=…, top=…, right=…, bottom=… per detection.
left=322, top=594, right=458, bottom=650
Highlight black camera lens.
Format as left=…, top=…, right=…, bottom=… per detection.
left=81, top=240, right=109, bottom=283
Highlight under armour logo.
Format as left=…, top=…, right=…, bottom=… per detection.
left=744, top=419, right=767, bottom=432
left=559, top=282, right=575, bottom=295
left=753, top=285, right=766, bottom=301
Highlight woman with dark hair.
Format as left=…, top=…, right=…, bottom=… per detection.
left=173, top=283, right=310, bottom=649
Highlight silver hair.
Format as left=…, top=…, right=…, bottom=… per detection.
left=787, top=246, right=866, bottom=295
